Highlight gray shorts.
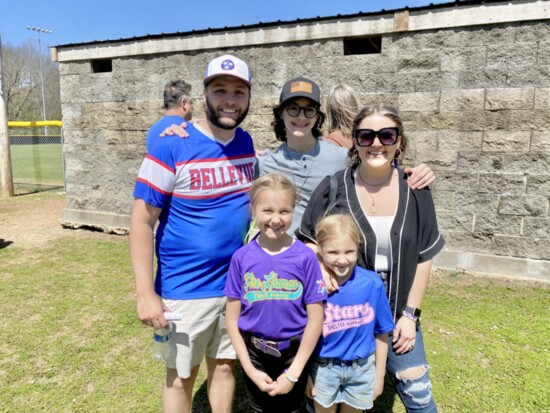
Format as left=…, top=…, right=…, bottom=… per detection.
left=162, top=296, right=236, bottom=379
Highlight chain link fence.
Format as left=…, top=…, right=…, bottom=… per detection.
left=7, top=122, right=65, bottom=194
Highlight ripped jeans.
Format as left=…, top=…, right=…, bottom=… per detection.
left=387, top=327, right=437, bottom=413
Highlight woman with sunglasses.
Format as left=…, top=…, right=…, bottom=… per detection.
left=298, top=103, right=445, bottom=413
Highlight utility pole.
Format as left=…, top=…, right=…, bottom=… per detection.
left=26, top=26, right=52, bottom=130
left=0, top=35, right=14, bottom=197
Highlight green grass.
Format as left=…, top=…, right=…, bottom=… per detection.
left=8, top=143, right=64, bottom=186
left=423, top=278, right=550, bottom=413
left=0, top=221, right=548, bottom=412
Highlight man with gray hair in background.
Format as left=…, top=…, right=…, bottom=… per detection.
left=146, top=79, right=193, bottom=152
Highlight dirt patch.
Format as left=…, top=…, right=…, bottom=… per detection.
left=0, top=191, right=125, bottom=250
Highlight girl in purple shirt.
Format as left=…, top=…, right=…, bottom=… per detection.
left=225, top=173, right=326, bottom=413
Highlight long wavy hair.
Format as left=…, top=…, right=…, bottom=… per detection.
left=348, top=103, right=408, bottom=167
left=271, top=99, right=326, bottom=143
left=326, top=84, right=360, bottom=140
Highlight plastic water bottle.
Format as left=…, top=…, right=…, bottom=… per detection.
left=152, top=325, right=172, bottom=361
left=152, top=312, right=181, bottom=361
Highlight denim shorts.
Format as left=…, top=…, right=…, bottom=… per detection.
left=310, top=353, right=376, bottom=410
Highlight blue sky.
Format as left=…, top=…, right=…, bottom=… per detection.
left=1, top=0, right=450, bottom=48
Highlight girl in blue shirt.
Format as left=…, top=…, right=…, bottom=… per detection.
left=309, top=214, right=395, bottom=412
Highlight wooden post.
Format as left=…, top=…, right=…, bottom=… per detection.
left=393, top=10, right=410, bottom=32
left=0, top=36, right=14, bottom=197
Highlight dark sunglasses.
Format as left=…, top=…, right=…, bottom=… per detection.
left=354, top=127, right=400, bottom=146
left=285, top=104, right=318, bottom=119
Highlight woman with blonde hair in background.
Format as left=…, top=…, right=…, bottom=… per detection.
left=324, top=84, right=360, bottom=149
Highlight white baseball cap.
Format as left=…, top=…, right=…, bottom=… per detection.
left=204, top=55, right=251, bottom=87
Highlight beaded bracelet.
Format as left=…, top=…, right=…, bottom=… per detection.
left=283, top=369, right=299, bottom=383
left=402, top=310, right=418, bottom=322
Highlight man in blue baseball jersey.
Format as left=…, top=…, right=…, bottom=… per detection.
left=130, top=54, right=254, bottom=413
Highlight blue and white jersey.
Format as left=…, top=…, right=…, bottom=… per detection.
left=134, top=123, right=256, bottom=300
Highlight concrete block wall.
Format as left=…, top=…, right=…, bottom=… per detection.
left=57, top=15, right=550, bottom=279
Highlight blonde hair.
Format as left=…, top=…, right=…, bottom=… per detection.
left=249, top=173, right=297, bottom=209
left=315, top=214, right=361, bottom=247
left=326, top=84, right=361, bottom=139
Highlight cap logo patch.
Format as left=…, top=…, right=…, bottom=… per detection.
left=290, top=81, right=313, bottom=94
left=221, top=59, right=235, bottom=71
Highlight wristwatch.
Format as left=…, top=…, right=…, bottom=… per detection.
left=404, top=306, right=421, bottom=318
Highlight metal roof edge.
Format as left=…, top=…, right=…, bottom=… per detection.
left=52, top=0, right=514, bottom=49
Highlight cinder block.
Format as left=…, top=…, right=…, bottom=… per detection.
left=499, top=195, right=548, bottom=217
left=473, top=213, right=522, bottom=236
left=440, top=47, right=485, bottom=71
left=485, top=88, right=534, bottom=110
left=459, top=68, right=507, bottom=89
left=477, top=174, right=526, bottom=195
left=438, top=131, right=483, bottom=151
left=454, top=192, right=499, bottom=214
left=418, top=111, right=462, bottom=130
left=440, top=89, right=484, bottom=111
left=399, top=92, right=440, bottom=112
left=486, top=43, right=537, bottom=69
left=523, top=217, right=550, bottom=238
left=483, top=131, right=531, bottom=152
left=493, top=235, right=542, bottom=260
left=534, top=88, right=550, bottom=109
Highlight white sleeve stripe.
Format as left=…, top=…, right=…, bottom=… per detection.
left=136, top=178, right=172, bottom=196
left=420, top=233, right=443, bottom=255
left=146, top=154, right=176, bottom=173
left=137, top=157, right=175, bottom=193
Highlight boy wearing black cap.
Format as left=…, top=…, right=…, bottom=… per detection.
left=257, top=77, right=349, bottom=233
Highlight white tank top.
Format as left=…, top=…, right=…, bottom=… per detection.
left=366, top=215, right=394, bottom=272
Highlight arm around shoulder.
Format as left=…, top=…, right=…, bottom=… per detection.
left=295, top=175, right=333, bottom=242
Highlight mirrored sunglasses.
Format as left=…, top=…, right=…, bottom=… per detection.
left=354, top=127, right=399, bottom=146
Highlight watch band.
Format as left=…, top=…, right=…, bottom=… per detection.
left=404, top=306, right=421, bottom=318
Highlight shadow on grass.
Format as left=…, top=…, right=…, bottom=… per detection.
left=192, top=364, right=249, bottom=413
left=0, top=238, right=13, bottom=249
left=14, top=184, right=63, bottom=196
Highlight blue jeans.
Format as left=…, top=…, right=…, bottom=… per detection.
left=311, top=354, right=376, bottom=410
left=386, top=327, right=437, bottom=413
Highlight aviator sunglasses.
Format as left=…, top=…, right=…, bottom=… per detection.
left=354, top=127, right=400, bottom=147
left=285, top=104, right=318, bottom=118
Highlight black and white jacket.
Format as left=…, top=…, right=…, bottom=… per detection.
left=297, top=166, right=445, bottom=323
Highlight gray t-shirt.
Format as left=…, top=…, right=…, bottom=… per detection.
left=256, top=139, right=348, bottom=234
